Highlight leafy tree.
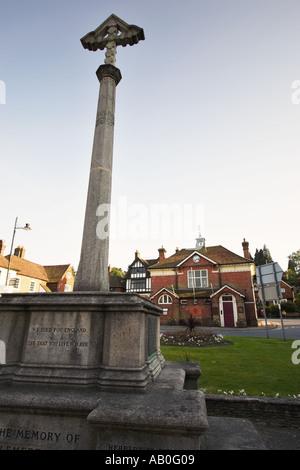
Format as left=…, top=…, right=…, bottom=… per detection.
left=254, top=249, right=264, bottom=266
left=283, top=268, right=297, bottom=285
left=288, top=250, right=300, bottom=274
left=110, top=267, right=126, bottom=277
left=254, top=244, right=273, bottom=266
left=284, top=250, right=300, bottom=293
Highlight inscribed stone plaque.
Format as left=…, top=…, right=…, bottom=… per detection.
left=24, top=311, right=93, bottom=366
left=0, top=411, right=95, bottom=450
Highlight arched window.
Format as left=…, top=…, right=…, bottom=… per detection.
left=158, top=294, right=172, bottom=304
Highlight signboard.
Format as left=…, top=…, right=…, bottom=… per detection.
left=257, top=285, right=279, bottom=302
left=255, top=262, right=286, bottom=341
left=256, top=262, right=283, bottom=288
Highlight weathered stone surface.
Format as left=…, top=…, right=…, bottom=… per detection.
left=206, top=417, right=266, bottom=450
left=0, top=365, right=208, bottom=450
left=0, top=385, right=100, bottom=450
left=81, top=14, right=145, bottom=65
left=88, top=372, right=208, bottom=450
left=0, top=291, right=208, bottom=450
left=74, top=64, right=121, bottom=292
left=0, top=293, right=164, bottom=391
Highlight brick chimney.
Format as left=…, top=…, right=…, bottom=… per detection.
left=0, top=240, right=6, bottom=256
left=14, top=246, right=25, bottom=258
left=135, top=250, right=140, bottom=260
left=158, top=246, right=166, bottom=262
left=242, top=239, right=250, bottom=259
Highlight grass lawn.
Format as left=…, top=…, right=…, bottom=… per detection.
left=161, top=336, right=300, bottom=398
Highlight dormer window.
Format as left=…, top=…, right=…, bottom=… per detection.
left=158, top=294, right=173, bottom=304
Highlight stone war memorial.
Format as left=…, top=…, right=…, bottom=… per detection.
left=0, top=15, right=208, bottom=450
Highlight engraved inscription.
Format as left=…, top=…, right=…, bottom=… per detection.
left=24, top=316, right=91, bottom=366
left=0, top=427, right=80, bottom=450
left=27, top=326, right=89, bottom=348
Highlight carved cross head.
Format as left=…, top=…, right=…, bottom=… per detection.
left=81, top=14, right=145, bottom=66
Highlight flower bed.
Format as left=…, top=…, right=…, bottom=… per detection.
left=160, top=330, right=232, bottom=347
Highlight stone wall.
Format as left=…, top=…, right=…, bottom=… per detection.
left=205, top=394, right=300, bottom=428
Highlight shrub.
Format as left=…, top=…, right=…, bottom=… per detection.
left=281, top=302, right=296, bottom=313
left=160, top=330, right=230, bottom=347
left=186, top=315, right=200, bottom=331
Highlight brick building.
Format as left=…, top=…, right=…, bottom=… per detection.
left=0, top=242, right=74, bottom=293
left=147, top=238, right=257, bottom=327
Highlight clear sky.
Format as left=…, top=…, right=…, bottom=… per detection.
left=0, top=0, right=299, bottom=272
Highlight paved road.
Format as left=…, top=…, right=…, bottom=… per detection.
left=161, top=318, right=300, bottom=340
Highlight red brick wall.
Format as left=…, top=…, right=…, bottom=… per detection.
left=151, top=273, right=176, bottom=293
left=150, top=258, right=257, bottom=326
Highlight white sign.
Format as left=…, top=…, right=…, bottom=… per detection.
left=257, top=285, right=279, bottom=302
left=256, top=262, right=283, bottom=287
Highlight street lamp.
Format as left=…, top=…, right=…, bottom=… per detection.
left=5, top=217, right=32, bottom=286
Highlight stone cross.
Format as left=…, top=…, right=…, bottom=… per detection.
left=74, top=15, right=144, bottom=292
left=81, top=14, right=145, bottom=66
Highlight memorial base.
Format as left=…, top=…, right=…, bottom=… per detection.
left=0, top=293, right=208, bottom=450
left=0, top=363, right=208, bottom=450
left=0, top=293, right=164, bottom=392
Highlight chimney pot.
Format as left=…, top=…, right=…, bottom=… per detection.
left=158, top=246, right=166, bottom=262
left=14, top=246, right=25, bottom=258
left=242, top=239, right=250, bottom=259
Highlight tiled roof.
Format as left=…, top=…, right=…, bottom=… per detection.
left=145, top=258, right=159, bottom=266
left=174, top=289, right=212, bottom=299
left=148, top=246, right=252, bottom=269
left=3, top=257, right=72, bottom=283
left=44, top=265, right=71, bottom=282
left=109, top=275, right=126, bottom=289
left=5, top=255, right=49, bottom=281
left=129, top=255, right=158, bottom=268
left=0, top=255, right=11, bottom=269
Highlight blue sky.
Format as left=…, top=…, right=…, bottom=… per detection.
left=0, top=0, right=299, bottom=272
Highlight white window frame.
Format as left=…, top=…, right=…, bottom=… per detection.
left=158, top=294, right=173, bottom=304
left=188, top=269, right=208, bottom=288
left=130, top=261, right=147, bottom=278
left=29, top=280, right=36, bottom=292
left=12, top=277, right=21, bottom=290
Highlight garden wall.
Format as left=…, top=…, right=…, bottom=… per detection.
left=205, top=394, right=300, bottom=428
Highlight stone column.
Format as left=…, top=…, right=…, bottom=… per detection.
left=74, top=64, right=122, bottom=291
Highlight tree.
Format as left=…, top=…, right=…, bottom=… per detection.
left=288, top=250, right=300, bottom=274
left=254, top=244, right=273, bottom=266
left=254, top=249, right=264, bottom=266
left=110, top=267, right=126, bottom=277
left=284, top=250, right=300, bottom=292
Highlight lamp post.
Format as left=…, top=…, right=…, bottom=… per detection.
left=5, top=217, right=31, bottom=286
